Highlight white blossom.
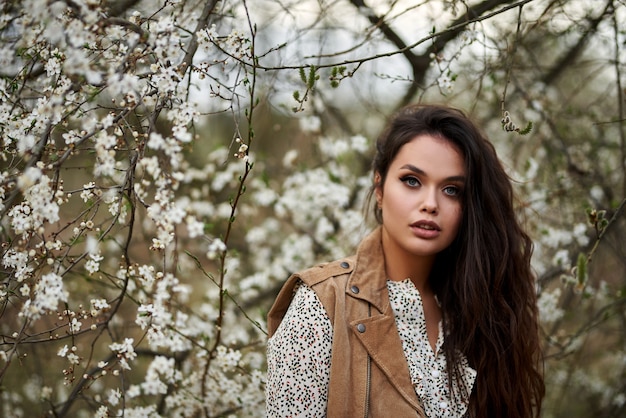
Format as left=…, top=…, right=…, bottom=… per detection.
left=67, top=352, right=80, bottom=365
left=319, top=136, right=350, bottom=158
left=573, top=223, right=590, bottom=246
left=437, top=73, right=454, bottom=94
left=122, top=406, right=159, bottom=418
left=80, top=182, right=97, bottom=202
left=282, top=149, right=298, bottom=167
left=299, top=115, right=321, bottom=133
left=108, top=388, right=122, bottom=406
left=127, top=385, right=141, bottom=399
left=57, top=345, right=69, bottom=357
left=590, top=185, right=604, bottom=201
left=275, top=168, right=351, bottom=230
left=17, top=167, right=42, bottom=190
left=68, top=317, right=82, bottom=334
left=147, top=132, right=166, bottom=150
left=41, top=386, right=52, bottom=400
left=2, top=249, right=33, bottom=283
left=21, top=272, right=68, bottom=319
left=350, top=135, right=369, bottom=154
left=215, top=346, right=242, bottom=371
left=542, top=227, right=574, bottom=249
left=207, top=238, right=227, bottom=260
left=538, top=287, right=564, bottom=323
left=185, top=216, right=205, bottom=238
left=109, top=338, right=137, bottom=370
left=552, top=249, right=571, bottom=268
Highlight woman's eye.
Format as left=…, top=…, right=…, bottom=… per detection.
left=401, top=176, right=420, bottom=187
left=443, top=186, right=460, bottom=196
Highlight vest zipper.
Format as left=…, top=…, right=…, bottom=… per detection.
left=364, top=303, right=372, bottom=418
left=364, top=353, right=371, bottom=417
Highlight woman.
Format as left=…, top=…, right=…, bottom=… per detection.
left=266, top=104, right=545, bottom=417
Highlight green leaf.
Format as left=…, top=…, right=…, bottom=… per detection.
left=299, top=67, right=307, bottom=83
left=599, top=218, right=609, bottom=231
left=518, top=121, right=533, bottom=135
left=307, top=66, right=317, bottom=89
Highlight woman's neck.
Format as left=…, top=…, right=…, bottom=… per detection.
left=381, top=238, right=435, bottom=295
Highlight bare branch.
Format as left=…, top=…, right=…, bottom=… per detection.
left=542, top=0, right=614, bottom=85
left=178, top=0, right=220, bottom=75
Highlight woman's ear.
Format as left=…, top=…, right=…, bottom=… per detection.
left=374, top=172, right=382, bottom=208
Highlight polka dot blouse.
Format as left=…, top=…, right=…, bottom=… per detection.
left=266, top=279, right=476, bottom=417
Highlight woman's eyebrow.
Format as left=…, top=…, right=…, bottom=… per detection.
left=400, top=164, right=466, bottom=183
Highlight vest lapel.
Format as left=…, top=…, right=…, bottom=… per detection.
left=346, top=227, right=425, bottom=414
left=351, top=308, right=424, bottom=412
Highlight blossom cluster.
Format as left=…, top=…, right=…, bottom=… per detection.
left=0, top=1, right=266, bottom=416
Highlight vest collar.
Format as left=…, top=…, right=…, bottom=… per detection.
left=347, top=226, right=389, bottom=313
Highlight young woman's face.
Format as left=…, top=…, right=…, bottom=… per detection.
left=376, top=134, right=465, bottom=261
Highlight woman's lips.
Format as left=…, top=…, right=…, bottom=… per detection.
left=410, top=220, right=441, bottom=239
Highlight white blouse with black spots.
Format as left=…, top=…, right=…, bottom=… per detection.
left=266, top=279, right=476, bottom=417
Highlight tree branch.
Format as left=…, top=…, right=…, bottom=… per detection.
left=350, top=0, right=527, bottom=107
left=104, top=0, right=144, bottom=17
left=178, top=0, right=220, bottom=75
left=542, top=0, right=613, bottom=85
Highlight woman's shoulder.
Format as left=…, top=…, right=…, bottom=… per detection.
left=268, top=255, right=356, bottom=337
left=293, top=255, right=357, bottom=287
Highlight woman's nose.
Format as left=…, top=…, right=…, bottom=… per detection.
left=420, top=189, right=438, bottom=214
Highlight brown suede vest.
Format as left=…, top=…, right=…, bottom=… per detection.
left=268, top=228, right=426, bottom=418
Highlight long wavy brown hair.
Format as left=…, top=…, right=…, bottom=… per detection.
left=369, top=104, right=545, bottom=417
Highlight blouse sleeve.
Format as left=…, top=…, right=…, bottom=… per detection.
left=266, top=281, right=333, bottom=417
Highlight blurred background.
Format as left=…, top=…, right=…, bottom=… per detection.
left=0, top=0, right=624, bottom=416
